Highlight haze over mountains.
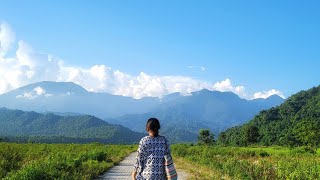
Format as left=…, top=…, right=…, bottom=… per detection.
left=107, top=89, right=284, bottom=142
left=0, top=81, right=160, bottom=118
left=0, top=81, right=284, bottom=143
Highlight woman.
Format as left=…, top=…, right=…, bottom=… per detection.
left=132, top=118, right=170, bottom=180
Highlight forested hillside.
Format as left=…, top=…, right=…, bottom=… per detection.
left=0, top=108, right=144, bottom=144
left=218, top=86, right=320, bottom=147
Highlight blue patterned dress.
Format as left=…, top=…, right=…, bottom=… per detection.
left=133, top=135, right=170, bottom=180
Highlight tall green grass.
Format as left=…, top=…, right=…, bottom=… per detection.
left=0, top=142, right=136, bottom=179
left=172, top=144, right=320, bottom=180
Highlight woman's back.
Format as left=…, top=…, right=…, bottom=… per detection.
left=134, top=135, right=169, bottom=180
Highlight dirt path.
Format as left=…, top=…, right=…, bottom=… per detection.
left=97, top=152, right=190, bottom=179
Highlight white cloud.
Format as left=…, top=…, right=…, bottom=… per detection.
left=212, top=79, right=247, bottom=98
left=0, top=22, right=15, bottom=56
left=16, top=86, right=47, bottom=99
left=34, top=86, right=46, bottom=95
left=253, top=89, right=285, bottom=99
left=0, top=22, right=284, bottom=100
left=112, top=73, right=211, bottom=99
left=16, top=92, right=34, bottom=99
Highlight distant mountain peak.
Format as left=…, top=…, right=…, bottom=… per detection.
left=198, top=88, right=211, bottom=93
left=8, top=81, right=88, bottom=97
left=266, top=94, right=284, bottom=100
left=161, top=92, right=181, bottom=98
left=31, top=81, right=88, bottom=93
left=192, top=89, right=240, bottom=99
left=191, top=88, right=212, bottom=96
left=251, top=94, right=285, bottom=105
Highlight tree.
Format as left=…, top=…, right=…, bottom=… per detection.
left=241, top=125, right=259, bottom=146
left=293, top=119, right=320, bottom=147
left=198, top=129, right=215, bottom=145
left=217, top=132, right=227, bottom=145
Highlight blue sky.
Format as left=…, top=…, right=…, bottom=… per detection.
left=0, top=1, right=319, bottom=99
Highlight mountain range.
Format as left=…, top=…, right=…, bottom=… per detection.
left=107, top=89, right=284, bottom=142
left=0, top=81, right=160, bottom=118
left=0, top=81, right=284, bottom=143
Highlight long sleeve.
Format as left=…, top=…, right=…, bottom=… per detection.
left=133, top=136, right=167, bottom=180
left=164, top=136, right=171, bottom=155
left=133, top=138, right=146, bottom=173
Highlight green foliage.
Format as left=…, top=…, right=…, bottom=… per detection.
left=242, top=125, right=259, bottom=145
left=0, top=108, right=144, bottom=144
left=293, top=119, right=320, bottom=147
left=0, top=142, right=136, bottom=179
left=197, top=129, right=215, bottom=145
left=172, top=144, right=320, bottom=179
left=218, top=85, right=320, bottom=147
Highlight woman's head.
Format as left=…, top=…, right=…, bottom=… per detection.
left=146, top=118, right=160, bottom=137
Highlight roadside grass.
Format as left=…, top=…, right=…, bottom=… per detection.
left=0, top=142, right=136, bottom=179
left=171, top=144, right=320, bottom=180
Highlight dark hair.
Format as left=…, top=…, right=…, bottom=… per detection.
left=146, top=118, right=160, bottom=137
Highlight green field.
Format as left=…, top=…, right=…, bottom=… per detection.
left=0, top=143, right=136, bottom=180
left=1, top=142, right=319, bottom=180
left=172, top=144, right=320, bottom=180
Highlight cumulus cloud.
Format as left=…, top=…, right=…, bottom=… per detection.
left=16, top=86, right=47, bottom=99
left=0, top=22, right=284, bottom=100
left=58, top=66, right=211, bottom=99
left=34, top=86, right=46, bottom=95
left=0, top=22, right=15, bottom=56
left=115, top=74, right=212, bottom=98
left=0, top=40, right=60, bottom=92
left=16, top=92, right=34, bottom=99
left=253, top=89, right=285, bottom=99
left=212, top=79, right=247, bottom=98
